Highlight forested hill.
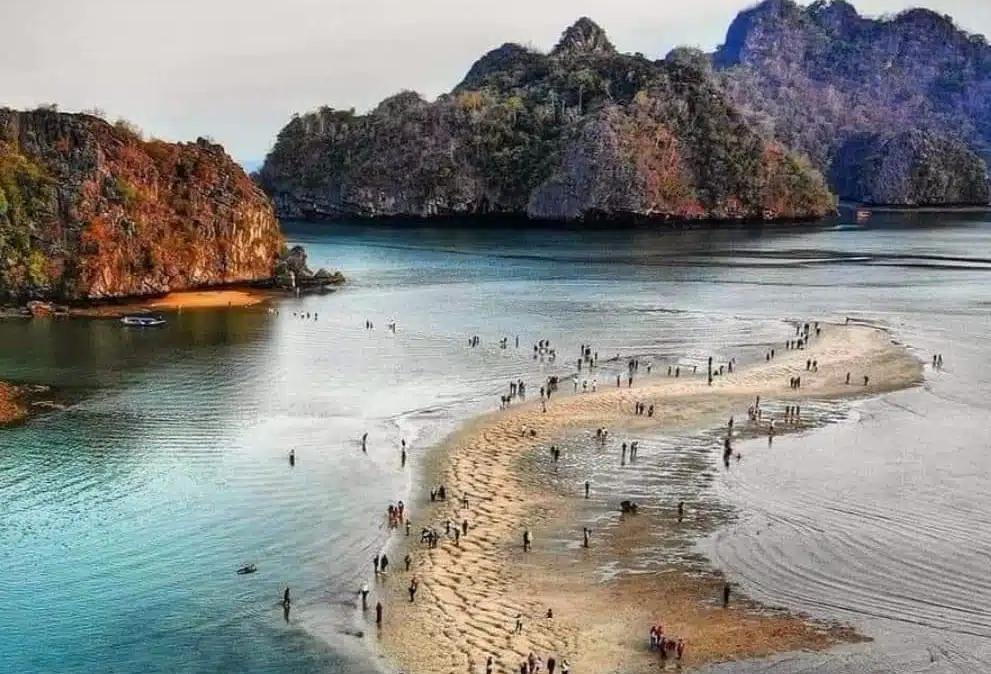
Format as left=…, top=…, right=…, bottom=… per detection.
left=715, top=0, right=991, bottom=206
left=258, top=18, right=835, bottom=223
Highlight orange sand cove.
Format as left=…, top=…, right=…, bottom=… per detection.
left=376, top=323, right=922, bottom=673
left=142, top=289, right=271, bottom=310
left=70, top=288, right=271, bottom=318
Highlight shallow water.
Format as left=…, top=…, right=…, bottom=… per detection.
left=1, top=214, right=989, bottom=672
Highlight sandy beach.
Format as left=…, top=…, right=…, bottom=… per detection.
left=376, top=323, right=923, bottom=673
left=68, top=288, right=272, bottom=318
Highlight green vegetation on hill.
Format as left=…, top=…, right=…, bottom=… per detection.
left=259, top=18, right=835, bottom=222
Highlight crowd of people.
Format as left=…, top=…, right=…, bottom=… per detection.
left=335, top=318, right=869, bottom=672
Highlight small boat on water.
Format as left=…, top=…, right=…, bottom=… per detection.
left=120, top=315, right=166, bottom=327
left=236, top=563, right=257, bottom=575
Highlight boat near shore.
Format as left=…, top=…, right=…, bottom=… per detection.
left=120, top=315, right=167, bottom=327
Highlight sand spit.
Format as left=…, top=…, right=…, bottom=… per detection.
left=375, top=324, right=922, bottom=673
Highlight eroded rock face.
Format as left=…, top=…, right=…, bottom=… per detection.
left=0, top=108, right=282, bottom=303
left=258, top=18, right=835, bottom=224
left=831, top=131, right=991, bottom=206
left=715, top=0, right=991, bottom=205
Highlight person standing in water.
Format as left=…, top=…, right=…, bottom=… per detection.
left=283, top=587, right=291, bottom=606
left=360, top=583, right=369, bottom=609
left=375, top=601, right=383, bottom=626
left=584, top=481, right=590, bottom=499
left=289, top=449, right=295, bottom=466
left=361, top=433, right=367, bottom=453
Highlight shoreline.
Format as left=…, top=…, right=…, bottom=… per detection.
left=0, top=286, right=275, bottom=320
left=68, top=288, right=275, bottom=318
left=372, top=323, right=922, bottom=672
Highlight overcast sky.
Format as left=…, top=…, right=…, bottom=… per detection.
left=3, top=0, right=988, bottom=163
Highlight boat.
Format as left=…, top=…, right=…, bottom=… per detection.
left=120, top=315, right=166, bottom=327
left=236, top=563, right=257, bottom=575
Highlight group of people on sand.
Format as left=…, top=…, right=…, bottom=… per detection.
left=577, top=344, right=598, bottom=369
left=507, top=650, right=569, bottom=674
left=358, top=319, right=862, bottom=670
left=783, top=321, right=819, bottom=350
left=387, top=501, right=406, bottom=529
left=501, top=379, right=528, bottom=408
left=649, top=624, right=686, bottom=662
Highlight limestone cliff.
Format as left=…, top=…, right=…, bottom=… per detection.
left=0, top=108, right=282, bottom=303
left=715, top=0, right=991, bottom=205
left=259, top=18, right=834, bottom=223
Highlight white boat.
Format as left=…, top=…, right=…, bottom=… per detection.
left=120, top=315, right=167, bottom=327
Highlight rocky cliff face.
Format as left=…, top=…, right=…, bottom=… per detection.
left=0, top=108, right=282, bottom=303
left=259, top=18, right=834, bottom=223
left=715, top=0, right=991, bottom=205
left=831, top=130, right=990, bottom=206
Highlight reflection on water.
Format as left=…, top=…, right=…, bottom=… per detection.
left=1, top=214, right=990, bottom=672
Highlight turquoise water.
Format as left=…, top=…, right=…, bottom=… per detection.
left=2, top=215, right=990, bottom=672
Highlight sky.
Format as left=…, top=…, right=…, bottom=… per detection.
left=3, top=0, right=989, bottom=164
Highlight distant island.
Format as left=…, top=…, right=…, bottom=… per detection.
left=258, top=18, right=835, bottom=223
left=259, top=1, right=991, bottom=222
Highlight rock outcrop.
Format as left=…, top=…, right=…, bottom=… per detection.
left=0, top=108, right=283, bottom=303
left=258, top=18, right=835, bottom=223
left=830, top=130, right=990, bottom=206
left=272, top=245, right=345, bottom=292
left=715, top=0, right=991, bottom=205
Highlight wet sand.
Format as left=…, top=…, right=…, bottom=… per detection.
left=375, top=323, right=922, bottom=673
